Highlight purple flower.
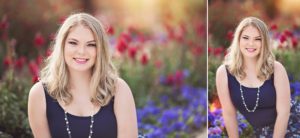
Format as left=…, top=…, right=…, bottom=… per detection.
left=171, top=121, right=186, bottom=131
left=208, top=112, right=215, bottom=124
left=159, top=109, right=179, bottom=125
left=194, top=115, right=205, bottom=128
left=147, top=129, right=165, bottom=138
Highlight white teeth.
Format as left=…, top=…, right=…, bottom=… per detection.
left=74, top=58, right=88, bottom=61
left=246, top=48, right=256, bottom=52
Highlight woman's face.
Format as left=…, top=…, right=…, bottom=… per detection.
left=64, top=25, right=97, bottom=73
left=239, top=25, right=262, bottom=59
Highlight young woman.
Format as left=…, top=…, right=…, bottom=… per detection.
left=28, top=13, right=138, bottom=138
left=216, top=17, right=300, bottom=137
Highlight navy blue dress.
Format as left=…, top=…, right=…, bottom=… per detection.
left=226, top=68, right=277, bottom=128
left=226, top=68, right=300, bottom=137
left=42, top=84, right=117, bottom=138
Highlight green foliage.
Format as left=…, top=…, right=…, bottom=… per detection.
left=208, top=54, right=222, bottom=102
left=275, top=50, right=300, bottom=81
left=0, top=70, right=32, bottom=137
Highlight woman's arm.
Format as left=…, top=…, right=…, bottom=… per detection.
left=28, top=81, right=51, bottom=138
left=273, top=61, right=290, bottom=138
left=114, top=78, right=138, bottom=138
left=216, top=65, right=239, bottom=138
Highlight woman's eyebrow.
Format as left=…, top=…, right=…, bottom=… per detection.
left=67, top=38, right=79, bottom=42
left=254, top=36, right=262, bottom=38
left=87, top=40, right=96, bottom=43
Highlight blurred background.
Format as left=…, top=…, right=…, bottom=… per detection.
left=0, top=0, right=207, bottom=137
left=208, top=0, right=300, bottom=137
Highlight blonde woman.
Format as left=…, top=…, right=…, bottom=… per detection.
left=28, top=13, right=138, bottom=138
left=216, top=17, right=300, bottom=137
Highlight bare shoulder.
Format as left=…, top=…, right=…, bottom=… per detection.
left=216, top=64, right=227, bottom=79
left=273, top=61, right=289, bottom=83
left=114, top=79, right=138, bottom=137
left=115, top=78, right=132, bottom=97
left=29, top=81, right=45, bottom=101
left=114, top=77, right=135, bottom=111
left=274, top=61, right=287, bottom=75
left=28, top=81, right=51, bottom=137
left=216, top=64, right=229, bottom=95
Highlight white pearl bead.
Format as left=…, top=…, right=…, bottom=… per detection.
left=240, top=84, right=260, bottom=112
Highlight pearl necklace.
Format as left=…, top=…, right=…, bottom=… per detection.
left=64, top=109, right=94, bottom=138
left=239, top=84, right=260, bottom=112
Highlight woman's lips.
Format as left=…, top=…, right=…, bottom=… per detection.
left=73, top=58, right=89, bottom=64
left=246, top=48, right=256, bottom=52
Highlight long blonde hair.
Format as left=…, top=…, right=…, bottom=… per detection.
left=224, top=17, right=274, bottom=81
left=40, top=13, right=118, bottom=106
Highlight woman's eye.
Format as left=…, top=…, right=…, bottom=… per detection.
left=255, top=38, right=262, bottom=41
left=88, top=43, right=96, bottom=47
left=68, top=41, right=77, bottom=45
left=242, top=37, right=248, bottom=40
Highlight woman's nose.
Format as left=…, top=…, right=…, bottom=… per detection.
left=77, top=45, right=86, bottom=54
left=248, top=39, right=254, bottom=46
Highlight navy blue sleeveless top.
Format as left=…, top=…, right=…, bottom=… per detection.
left=226, top=68, right=277, bottom=128
left=42, top=84, right=117, bottom=138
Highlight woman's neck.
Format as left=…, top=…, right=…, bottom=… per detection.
left=68, top=70, right=92, bottom=94
left=243, top=57, right=258, bottom=76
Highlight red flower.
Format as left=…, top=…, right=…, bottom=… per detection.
left=120, top=32, right=131, bottom=43
left=29, top=61, right=39, bottom=76
left=32, top=75, right=39, bottom=83
left=128, top=46, right=137, bottom=59
left=213, top=47, right=224, bottom=56
left=279, top=34, right=287, bottom=43
left=107, top=26, right=114, bottom=35
left=174, top=70, right=184, bottom=85
left=116, top=37, right=128, bottom=53
left=284, top=30, right=293, bottom=37
left=14, top=56, right=26, bottom=70
left=34, top=33, right=45, bottom=48
left=3, top=57, right=12, bottom=67
left=191, top=46, right=203, bottom=56
left=36, top=55, right=43, bottom=66
left=291, top=37, right=298, bottom=48
left=196, top=22, right=205, bottom=37
left=166, top=74, right=175, bottom=85
left=140, top=53, right=149, bottom=65
left=0, top=15, right=9, bottom=30
left=208, top=47, right=212, bottom=55
left=270, top=24, right=278, bottom=31
left=164, top=23, right=175, bottom=39
left=226, top=30, right=234, bottom=41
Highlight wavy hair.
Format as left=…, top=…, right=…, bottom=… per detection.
left=224, top=17, right=275, bottom=81
left=40, top=13, right=118, bottom=106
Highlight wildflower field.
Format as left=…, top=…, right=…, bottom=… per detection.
left=208, top=1, right=300, bottom=137
left=0, top=0, right=207, bottom=137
